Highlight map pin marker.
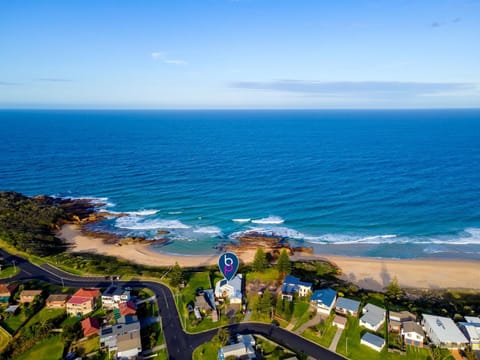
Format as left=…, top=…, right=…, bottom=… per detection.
left=218, top=252, right=239, bottom=281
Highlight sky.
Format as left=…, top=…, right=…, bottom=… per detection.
left=0, top=0, right=479, bottom=109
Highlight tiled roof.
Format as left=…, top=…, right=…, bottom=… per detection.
left=73, top=288, right=100, bottom=298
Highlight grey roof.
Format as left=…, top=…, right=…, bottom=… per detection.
left=465, top=316, right=480, bottom=325
left=100, top=321, right=140, bottom=338
left=361, top=332, right=385, bottom=348
left=361, top=303, right=385, bottom=328
left=423, top=314, right=468, bottom=344
left=335, top=297, right=360, bottom=313
left=403, top=321, right=424, bottom=335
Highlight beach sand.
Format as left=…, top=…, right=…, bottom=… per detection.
left=59, top=224, right=480, bottom=291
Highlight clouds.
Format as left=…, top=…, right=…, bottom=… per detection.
left=231, top=80, right=477, bottom=98
left=430, top=17, right=462, bottom=28
left=151, top=51, right=188, bottom=66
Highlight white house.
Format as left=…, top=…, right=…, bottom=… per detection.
left=360, top=303, right=386, bottom=332
left=422, top=314, right=468, bottom=349
left=335, top=297, right=361, bottom=316
left=101, top=285, right=131, bottom=310
left=459, top=317, right=480, bottom=350
left=309, top=288, right=337, bottom=315
left=402, top=321, right=425, bottom=347
left=218, top=334, right=256, bottom=360
left=215, top=274, right=243, bottom=304
left=360, top=332, right=385, bottom=352
left=281, top=275, right=312, bottom=301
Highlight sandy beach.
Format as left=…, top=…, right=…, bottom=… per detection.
left=59, top=224, right=480, bottom=291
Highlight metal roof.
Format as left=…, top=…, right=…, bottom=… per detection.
left=310, top=288, right=337, bottom=307
left=361, top=332, right=385, bottom=348
left=335, top=297, right=360, bottom=312
left=423, top=314, right=468, bottom=344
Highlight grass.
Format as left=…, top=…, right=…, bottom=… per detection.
left=24, top=307, right=65, bottom=328
left=0, top=264, right=20, bottom=279
left=74, top=335, right=100, bottom=356
left=291, top=300, right=313, bottom=331
left=14, top=335, right=64, bottom=360
left=336, top=316, right=432, bottom=360
left=256, top=336, right=296, bottom=359
left=1, top=307, right=30, bottom=334
left=245, top=268, right=280, bottom=282
left=0, top=325, right=12, bottom=353
left=302, top=313, right=338, bottom=347
left=192, top=340, right=221, bottom=360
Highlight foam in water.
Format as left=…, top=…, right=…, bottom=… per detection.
left=251, top=216, right=285, bottom=224
left=126, top=209, right=159, bottom=216
left=232, top=218, right=251, bottom=223
left=168, top=211, right=183, bottom=215
left=193, top=226, right=222, bottom=235
left=115, top=216, right=191, bottom=230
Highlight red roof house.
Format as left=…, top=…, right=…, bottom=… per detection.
left=81, top=317, right=100, bottom=337
left=119, top=300, right=137, bottom=316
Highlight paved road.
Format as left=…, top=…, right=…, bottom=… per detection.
left=0, top=249, right=345, bottom=360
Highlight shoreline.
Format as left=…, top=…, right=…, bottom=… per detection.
left=59, top=224, right=480, bottom=291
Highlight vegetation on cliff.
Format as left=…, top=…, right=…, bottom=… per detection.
left=0, top=191, right=97, bottom=256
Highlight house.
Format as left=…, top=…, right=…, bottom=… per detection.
left=19, top=290, right=42, bottom=304
left=333, top=315, right=347, bottom=329
left=117, top=330, right=142, bottom=359
left=46, top=294, right=70, bottom=308
left=335, top=297, right=361, bottom=316
left=195, top=289, right=216, bottom=313
left=360, top=303, right=386, bottom=332
left=0, top=283, right=17, bottom=303
left=0, top=284, right=12, bottom=303
left=402, top=321, right=425, bottom=347
left=218, top=334, right=256, bottom=360
left=458, top=317, right=480, bottom=350
left=81, top=317, right=100, bottom=337
left=215, top=274, right=243, bottom=304
left=310, top=288, right=337, bottom=315
left=360, top=332, right=385, bottom=352
left=422, top=314, right=468, bottom=349
left=4, top=305, right=19, bottom=314
left=101, top=285, right=130, bottom=310
left=100, top=319, right=141, bottom=355
left=118, top=300, right=137, bottom=317
left=281, top=275, right=312, bottom=301
left=66, top=288, right=101, bottom=316
left=389, top=310, right=416, bottom=332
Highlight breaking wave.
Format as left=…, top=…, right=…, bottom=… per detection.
left=115, top=217, right=191, bottom=230
left=251, top=216, right=285, bottom=224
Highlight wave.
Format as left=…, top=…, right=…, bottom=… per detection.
left=126, top=209, right=159, bottom=216
left=115, top=217, right=191, bottom=230
left=251, top=216, right=285, bottom=224
left=229, top=227, right=307, bottom=240
left=168, top=211, right=183, bottom=215
left=232, top=218, right=251, bottom=223
left=55, top=195, right=115, bottom=208
left=193, top=226, right=222, bottom=234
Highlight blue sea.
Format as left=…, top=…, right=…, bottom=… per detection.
left=1, top=109, right=480, bottom=259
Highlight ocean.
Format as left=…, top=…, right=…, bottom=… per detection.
left=1, top=109, right=479, bottom=259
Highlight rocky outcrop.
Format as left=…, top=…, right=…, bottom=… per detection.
left=225, top=232, right=313, bottom=256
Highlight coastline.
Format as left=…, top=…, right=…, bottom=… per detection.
left=59, top=224, right=480, bottom=291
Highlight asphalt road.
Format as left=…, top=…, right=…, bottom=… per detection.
left=0, top=249, right=345, bottom=360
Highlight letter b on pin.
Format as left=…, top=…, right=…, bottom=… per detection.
left=218, top=252, right=239, bottom=281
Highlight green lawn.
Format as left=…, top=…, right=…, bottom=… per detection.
left=14, top=336, right=64, bottom=360
left=0, top=325, right=12, bottom=353
left=0, top=265, right=20, bottom=279
left=192, top=340, right=221, bottom=360
left=245, top=268, right=280, bottom=282
left=75, top=335, right=100, bottom=356
left=1, top=307, right=29, bottom=334
left=291, top=301, right=314, bottom=331
left=24, top=307, right=65, bottom=328
left=302, top=313, right=338, bottom=347
left=336, top=316, right=432, bottom=360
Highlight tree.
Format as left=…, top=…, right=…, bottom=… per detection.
left=385, top=276, right=405, bottom=302
left=216, top=327, right=230, bottom=346
left=256, top=291, right=274, bottom=315
left=276, top=249, right=291, bottom=276
left=170, top=262, right=184, bottom=287
left=253, top=247, right=268, bottom=272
